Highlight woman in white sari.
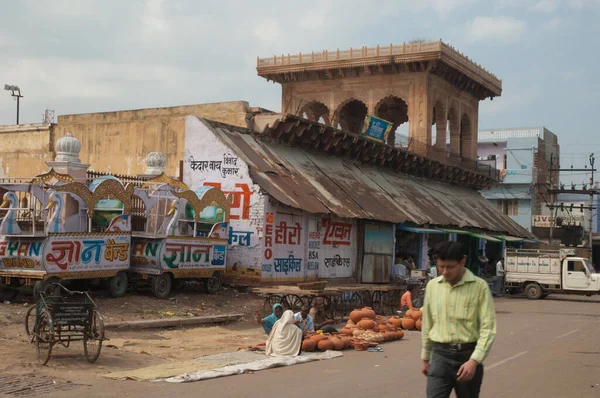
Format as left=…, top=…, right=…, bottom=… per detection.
left=265, top=310, right=303, bottom=357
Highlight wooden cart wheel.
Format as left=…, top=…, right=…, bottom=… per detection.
left=389, top=289, right=402, bottom=315
left=84, top=310, right=104, bottom=363
left=324, top=295, right=344, bottom=323
left=282, top=294, right=304, bottom=312
left=262, top=295, right=283, bottom=312
left=35, top=309, right=54, bottom=365
left=24, top=304, right=36, bottom=339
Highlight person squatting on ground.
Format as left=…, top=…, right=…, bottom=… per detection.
left=421, top=241, right=496, bottom=398
left=257, top=303, right=283, bottom=335
left=265, top=310, right=303, bottom=357
left=309, top=297, right=338, bottom=333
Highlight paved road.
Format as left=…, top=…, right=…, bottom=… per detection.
left=40, top=295, right=600, bottom=397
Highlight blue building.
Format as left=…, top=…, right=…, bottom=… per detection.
left=477, top=127, right=559, bottom=232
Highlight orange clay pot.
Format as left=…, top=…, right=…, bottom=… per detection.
left=411, top=310, right=423, bottom=321
left=357, top=318, right=376, bottom=330
left=416, top=319, right=422, bottom=330
left=318, top=338, right=335, bottom=351
left=302, top=338, right=317, bottom=352
left=401, top=317, right=416, bottom=330
left=389, top=316, right=403, bottom=328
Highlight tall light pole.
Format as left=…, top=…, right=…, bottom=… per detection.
left=4, top=84, right=23, bottom=125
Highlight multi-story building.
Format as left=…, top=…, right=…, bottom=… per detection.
left=477, top=127, right=560, bottom=232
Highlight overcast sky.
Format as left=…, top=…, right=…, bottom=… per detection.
left=1, top=0, right=599, bottom=176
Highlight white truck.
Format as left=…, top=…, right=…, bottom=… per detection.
left=504, top=247, right=599, bottom=299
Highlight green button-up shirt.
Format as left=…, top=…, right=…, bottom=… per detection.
left=421, top=269, right=496, bottom=363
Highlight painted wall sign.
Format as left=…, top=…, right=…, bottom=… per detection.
left=184, top=117, right=264, bottom=281
left=0, top=238, right=45, bottom=272
left=307, top=217, right=356, bottom=279
left=130, top=237, right=227, bottom=275
left=43, top=234, right=130, bottom=273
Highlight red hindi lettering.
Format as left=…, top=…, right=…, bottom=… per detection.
left=323, top=221, right=352, bottom=246
left=45, top=240, right=82, bottom=271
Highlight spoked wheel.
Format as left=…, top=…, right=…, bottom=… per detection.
left=84, top=310, right=104, bottom=363
left=323, top=295, right=344, bottom=323
left=263, top=295, right=283, bottom=312
left=282, top=294, right=304, bottom=312
left=389, top=290, right=402, bottom=315
left=35, top=310, right=54, bottom=365
left=24, top=304, right=36, bottom=339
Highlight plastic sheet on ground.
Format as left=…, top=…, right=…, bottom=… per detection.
left=163, top=350, right=344, bottom=383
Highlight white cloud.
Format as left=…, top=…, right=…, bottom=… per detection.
left=24, top=0, right=100, bottom=17
left=465, top=16, right=527, bottom=43
left=252, top=20, right=281, bottom=46
left=530, top=0, right=559, bottom=12
left=423, top=0, right=478, bottom=13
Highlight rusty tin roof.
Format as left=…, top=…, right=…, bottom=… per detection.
left=199, top=118, right=533, bottom=239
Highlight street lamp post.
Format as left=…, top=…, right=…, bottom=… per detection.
left=4, top=84, right=23, bottom=125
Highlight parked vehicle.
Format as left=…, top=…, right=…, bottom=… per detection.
left=0, top=173, right=133, bottom=300
left=129, top=177, right=231, bottom=299
left=504, top=247, right=598, bottom=299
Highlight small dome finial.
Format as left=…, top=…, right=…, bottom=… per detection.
left=55, top=132, right=81, bottom=163
left=145, top=152, right=167, bottom=175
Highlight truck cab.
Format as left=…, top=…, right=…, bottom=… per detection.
left=562, top=257, right=600, bottom=291
left=504, top=247, right=600, bottom=299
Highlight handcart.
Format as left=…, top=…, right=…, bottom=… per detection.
left=24, top=284, right=105, bottom=365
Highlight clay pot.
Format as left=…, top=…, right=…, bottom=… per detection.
left=302, top=339, right=317, bottom=352
left=396, top=329, right=404, bottom=340
left=352, top=329, right=364, bottom=337
left=350, top=309, right=365, bottom=324
left=310, top=333, right=328, bottom=343
left=386, top=331, right=397, bottom=341
left=405, top=309, right=414, bottom=319
left=362, top=307, right=376, bottom=319
left=318, top=338, right=335, bottom=351
left=340, top=336, right=352, bottom=349
left=389, top=316, right=403, bottom=328
left=354, top=342, right=366, bottom=351
left=378, top=323, right=389, bottom=332
left=401, top=317, right=416, bottom=330
left=340, top=328, right=354, bottom=336
left=331, top=336, right=344, bottom=351
left=345, top=319, right=356, bottom=328
left=411, top=310, right=423, bottom=321
left=357, top=318, right=376, bottom=330
left=416, top=319, right=422, bottom=330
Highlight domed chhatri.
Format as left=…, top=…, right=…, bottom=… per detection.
left=55, top=132, right=82, bottom=163
left=145, top=152, right=167, bottom=175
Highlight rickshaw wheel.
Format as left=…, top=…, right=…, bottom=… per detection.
left=151, top=274, right=172, bottom=299
left=25, top=304, right=36, bottom=338
left=36, top=310, right=53, bottom=365
left=84, top=311, right=104, bottom=363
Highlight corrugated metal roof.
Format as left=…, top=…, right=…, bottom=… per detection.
left=200, top=118, right=534, bottom=239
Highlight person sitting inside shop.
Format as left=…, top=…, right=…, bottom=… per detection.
left=400, top=285, right=416, bottom=314
left=266, top=310, right=303, bottom=357
left=256, top=303, right=284, bottom=335
left=294, top=304, right=315, bottom=336
left=309, top=297, right=338, bottom=333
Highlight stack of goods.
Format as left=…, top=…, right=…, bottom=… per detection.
left=300, top=306, right=423, bottom=353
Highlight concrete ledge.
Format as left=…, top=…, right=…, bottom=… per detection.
left=104, top=313, right=244, bottom=330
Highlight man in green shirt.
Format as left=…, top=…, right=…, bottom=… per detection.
left=421, top=241, right=496, bottom=398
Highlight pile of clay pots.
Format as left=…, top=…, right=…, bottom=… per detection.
left=301, top=333, right=353, bottom=352
left=341, top=307, right=406, bottom=351
left=400, top=309, right=423, bottom=331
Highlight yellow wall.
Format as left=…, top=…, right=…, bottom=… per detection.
left=0, top=124, right=54, bottom=178
left=0, top=101, right=251, bottom=178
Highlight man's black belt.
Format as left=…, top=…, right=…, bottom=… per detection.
left=433, top=342, right=477, bottom=352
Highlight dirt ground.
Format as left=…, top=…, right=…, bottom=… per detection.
left=0, top=285, right=273, bottom=386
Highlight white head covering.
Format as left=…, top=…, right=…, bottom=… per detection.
left=265, top=310, right=302, bottom=357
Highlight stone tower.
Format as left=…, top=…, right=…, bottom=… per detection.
left=256, top=40, right=502, bottom=163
